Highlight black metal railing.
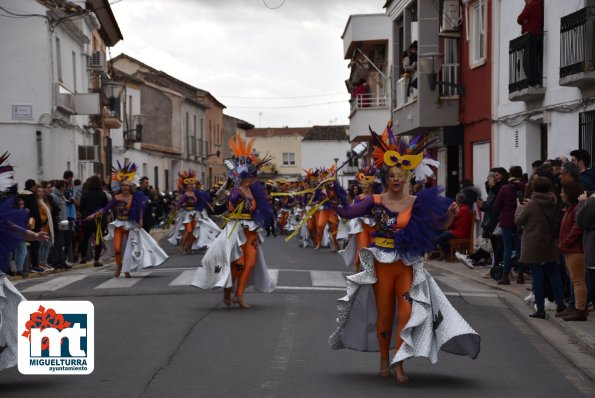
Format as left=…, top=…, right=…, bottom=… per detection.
left=560, top=6, right=595, bottom=79
left=509, top=33, right=544, bottom=93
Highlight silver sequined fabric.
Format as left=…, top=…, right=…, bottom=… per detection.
left=167, top=210, right=221, bottom=249
left=103, top=220, right=169, bottom=272
left=329, top=247, right=480, bottom=365
left=191, top=220, right=275, bottom=293
left=0, top=274, right=25, bottom=371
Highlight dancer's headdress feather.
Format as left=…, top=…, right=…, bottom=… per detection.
left=370, top=120, right=439, bottom=182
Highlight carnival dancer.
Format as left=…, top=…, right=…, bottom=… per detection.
left=328, top=125, right=480, bottom=383
left=338, top=161, right=377, bottom=273
left=0, top=153, right=50, bottom=371
left=275, top=179, right=292, bottom=234
left=192, top=133, right=275, bottom=308
left=314, top=166, right=340, bottom=251
left=168, top=170, right=220, bottom=254
left=88, top=161, right=168, bottom=278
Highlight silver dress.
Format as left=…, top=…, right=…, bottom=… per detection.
left=104, top=219, right=169, bottom=272
left=0, top=273, right=24, bottom=371
left=191, top=219, right=275, bottom=292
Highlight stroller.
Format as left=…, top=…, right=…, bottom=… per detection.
left=489, top=251, right=527, bottom=281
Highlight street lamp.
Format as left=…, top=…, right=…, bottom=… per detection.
left=419, top=52, right=465, bottom=95
left=124, top=114, right=145, bottom=142
left=419, top=52, right=442, bottom=92
left=101, top=80, right=124, bottom=114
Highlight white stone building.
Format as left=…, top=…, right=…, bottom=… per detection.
left=300, top=125, right=354, bottom=187
left=494, top=0, right=595, bottom=170
left=0, top=0, right=122, bottom=185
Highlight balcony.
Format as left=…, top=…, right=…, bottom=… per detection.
left=393, top=63, right=459, bottom=136
left=508, top=33, right=546, bottom=102
left=348, top=93, right=390, bottom=141
left=559, top=6, right=595, bottom=89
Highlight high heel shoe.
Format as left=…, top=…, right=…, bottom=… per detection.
left=232, top=295, right=251, bottom=309
left=223, top=288, right=232, bottom=307
left=124, top=272, right=131, bottom=278
left=114, top=264, right=122, bottom=278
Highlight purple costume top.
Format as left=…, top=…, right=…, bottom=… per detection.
left=0, top=197, right=28, bottom=270
left=178, top=189, right=210, bottom=212
left=228, top=182, right=273, bottom=229
left=335, top=186, right=451, bottom=257
left=101, top=191, right=147, bottom=223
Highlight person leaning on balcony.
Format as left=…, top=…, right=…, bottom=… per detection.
left=517, top=0, right=543, bottom=87
left=352, top=78, right=369, bottom=108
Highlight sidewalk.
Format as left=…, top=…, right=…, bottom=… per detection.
left=7, top=227, right=171, bottom=282
left=427, top=257, right=595, bottom=355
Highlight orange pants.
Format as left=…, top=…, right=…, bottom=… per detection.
left=373, top=260, right=413, bottom=359
left=113, top=227, right=129, bottom=266
left=307, top=210, right=319, bottom=242
left=278, top=211, right=289, bottom=232
left=354, top=223, right=374, bottom=272
left=231, top=228, right=259, bottom=296
left=181, top=219, right=196, bottom=248
left=316, top=209, right=339, bottom=249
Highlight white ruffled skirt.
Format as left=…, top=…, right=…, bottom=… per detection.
left=191, top=220, right=275, bottom=293
left=167, top=210, right=221, bottom=249
left=329, top=247, right=480, bottom=367
left=0, top=274, right=24, bottom=371
left=104, top=220, right=169, bottom=272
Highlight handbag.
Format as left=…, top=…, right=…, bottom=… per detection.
left=475, top=236, right=493, bottom=253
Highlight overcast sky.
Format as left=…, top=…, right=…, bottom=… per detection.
left=111, top=0, right=386, bottom=128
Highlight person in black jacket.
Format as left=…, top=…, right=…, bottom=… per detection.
left=139, top=176, right=155, bottom=233
left=79, top=176, right=109, bottom=267
left=21, top=179, right=43, bottom=273
left=477, top=168, right=508, bottom=268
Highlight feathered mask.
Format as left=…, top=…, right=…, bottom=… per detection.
left=356, top=159, right=376, bottom=184
left=370, top=120, right=439, bottom=182
left=111, top=160, right=139, bottom=191
left=177, top=169, right=197, bottom=190
left=0, top=152, right=17, bottom=193
left=227, top=133, right=272, bottom=185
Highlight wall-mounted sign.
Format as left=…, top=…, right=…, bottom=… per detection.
left=12, top=105, right=33, bottom=120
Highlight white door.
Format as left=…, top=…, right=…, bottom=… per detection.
left=437, top=148, right=447, bottom=191
left=472, top=142, right=491, bottom=198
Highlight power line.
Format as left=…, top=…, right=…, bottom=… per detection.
left=228, top=99, right=348, bottom=109
left=217, top=92, right=347, bottom=100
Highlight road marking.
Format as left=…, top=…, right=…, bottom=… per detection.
left=168, top=270, right=196, bottom=286
left=274, top=285, right=345, bottom=292
left=444, top=292, right=500, bottom=298
left=268, top=269, right=279, bottom=286
left=259, top=295, right=299, bottom=394
left=95, top=271, right=152, bottom=289
left=21, top=274, right=87, bottom=292
left=310, top=270, right=346, bottom=287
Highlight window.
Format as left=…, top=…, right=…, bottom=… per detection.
left=56, top=38, right=62, bottom=82
left=154, top=166, right=159, bottom=190
left=199, top=118, right=204, bottom=157
left=185, top=112, right=190, bottom=157
left=282, top=152, right=295, bottom=166
left=579, top=110, right=595, bottom=164
left=468, top=0, right=486, bottom=67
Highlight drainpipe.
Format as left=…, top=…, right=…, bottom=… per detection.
left=36, top=130, right=43, bottom=180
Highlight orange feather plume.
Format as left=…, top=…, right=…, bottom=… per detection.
left=229, top=132, right=256, bottom=160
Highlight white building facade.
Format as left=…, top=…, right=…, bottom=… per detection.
left=494, top=0, right=595, bottom=170
left=0, top=0, right=121, bottom=184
